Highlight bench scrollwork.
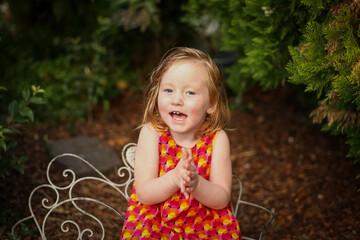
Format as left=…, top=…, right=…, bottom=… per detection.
left=12, top=143, right=274, bottom=240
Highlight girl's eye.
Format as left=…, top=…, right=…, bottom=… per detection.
left=186, top=91, right=195, bottom=95
left=164, top=89, right=173, bottom=93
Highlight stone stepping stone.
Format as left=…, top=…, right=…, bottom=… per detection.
left=47, top=136, right=121, bottom=176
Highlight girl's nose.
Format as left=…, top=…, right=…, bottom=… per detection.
left=171, top=92, right=183, bottom=106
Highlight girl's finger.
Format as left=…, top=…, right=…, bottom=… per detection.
left=181, top=180, right=190, bottom=199
left=182, top=171, right=191, bottom=184
left=186, top=148, right=192, bottom=160
left=185, top=161, right=190, bottom=171
left=182, top=147, right=189, bottom=160
left=183, top=191, right=190, bottom=199
left=180, top=180, right=186, bottom=193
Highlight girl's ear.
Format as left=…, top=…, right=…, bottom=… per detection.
left=206, top=104, right=215, bottom=115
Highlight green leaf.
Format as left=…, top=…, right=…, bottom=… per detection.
left=11, top=156, right=27, bottom=174
left=1, top=128, right=14, bottom=135
left=31, top=85, right=45, bottom=95
left=6, top=140, right=17, bottom=151
left=11, top=128, right=22, bottom=135
left=18, top=106, right=34, bottom=122
left=0, top=86, right=7, bottom=91
left=36, top=88, right=45, bottom=94
left=8, top=101, right=18, bottom=118
left=29, top=97, right=46, bottom=105
left=18, top=155, right=28, bottom=164
left=21, top=88, right=31, bottom=101
left=0, top=139, right=6, bottom=152
left=2, top=128, right=21, bottom=135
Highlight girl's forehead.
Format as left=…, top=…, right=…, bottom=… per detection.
left=168, top=59, right=204, bottom=71
left=160, top=62, right=207, bottom=86
left=164, top=60, right=206, bottom=77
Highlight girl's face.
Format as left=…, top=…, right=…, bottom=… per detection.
left=157, top=60, right=213, bottom=140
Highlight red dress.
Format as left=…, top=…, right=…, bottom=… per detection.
left=121, top=130, right=240, bottom=239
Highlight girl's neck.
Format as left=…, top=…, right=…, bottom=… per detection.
left=169, top=130, right=200, bottom=148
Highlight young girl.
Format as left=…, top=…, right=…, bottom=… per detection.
left=121, top=47, right=240, bottom=239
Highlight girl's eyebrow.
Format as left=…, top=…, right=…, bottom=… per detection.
left=159, top=81, right=173, bottom=87
left=184, top=84, right=201, bottom=90
left=160, top=80, right=202, bottom=90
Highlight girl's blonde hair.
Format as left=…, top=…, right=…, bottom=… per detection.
left=142, top=47, right=230, bottom=137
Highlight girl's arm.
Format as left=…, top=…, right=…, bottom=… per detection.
left=187, top=130, right=233, bottom=209
left=134, top=124, right=187, bottom=205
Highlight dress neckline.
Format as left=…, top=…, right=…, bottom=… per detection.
left=165, top=129, right=204, bottom=149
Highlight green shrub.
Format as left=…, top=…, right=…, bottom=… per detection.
left=0, top=85, right=45, bottom=178
left=0, top=1, right=143, bottom=121
left=183, top=0, right=309, bottom=95
left=184, top=0, right=360, bottom=164
left=0, top=208, right=38, bottom=239
left=34, top=36, right=136, bottom=120
left=287, top=1, right=360, bottom=162
left=1, top=0, right=199, bottom=121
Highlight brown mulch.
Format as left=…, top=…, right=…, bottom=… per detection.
left=1, top=87, right=359, bottom=239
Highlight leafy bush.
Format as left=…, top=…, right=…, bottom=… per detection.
left=183, top=0, right=309, bottom=95
left=0, top=1, right=142, bottom=120
left=0, top=0, right=203, bottom=179
left=0, top=208, right=38, bottom=239
left=0, top=85, right=45, bottom=178
left=287, top=1, right=360, bottom=161
left=1, top=0, right=200, bottom=121
left=34, top=36, right=136, bottom=120
left=183, top=0, right=360, bottom=164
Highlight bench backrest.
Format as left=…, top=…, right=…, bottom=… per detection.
left=12, top=143, right=274, bottom=240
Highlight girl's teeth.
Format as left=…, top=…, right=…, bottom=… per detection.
left=171, top=111, right=187, bottom=120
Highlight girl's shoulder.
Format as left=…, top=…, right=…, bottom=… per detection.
left=141, top=122, right=169, bottom=133
left=212, top=129, right=230, bottom=147
left=138, top=123, right=159, bottom=140
left=211, top=128, right=228, bottom=139
left=201, top=129, right=229, bottom=149
left=136, top=123, right=159, bottom=155
left=216, top=129, right=228, bottom=137
left=142, top=122, right=157, bottom=131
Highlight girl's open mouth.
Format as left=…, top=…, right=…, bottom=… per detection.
left=170, top=111, right=187, bottom=121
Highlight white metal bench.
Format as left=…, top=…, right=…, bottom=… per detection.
left=12, top=143, right=274, bottom=240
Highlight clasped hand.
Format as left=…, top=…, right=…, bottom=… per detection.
left=172, top=148, right=199, bottom=199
